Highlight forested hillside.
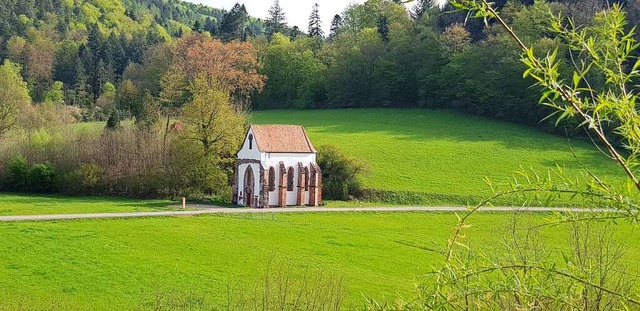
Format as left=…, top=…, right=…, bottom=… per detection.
left=0, top=0, right=262, bottom=119
left=2, top=0, right=638, bottom=133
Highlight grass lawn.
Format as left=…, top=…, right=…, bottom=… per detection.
left=251, top=109, right=625, bottom=205
left=0, top=194, right=182, bottom=216
left=0, top=211, right=637, bottom=310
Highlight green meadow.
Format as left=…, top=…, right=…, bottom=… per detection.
left=252, top=109, right=624, bottom=205
left=0, top=109, right=636, bottom=309
left=0, top=194, right=178, bottom=216
left=0, top=211, right=637, bottom=310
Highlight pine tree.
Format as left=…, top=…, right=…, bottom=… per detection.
left=220, top=3, right=249, bottom=42
left=204, top=17, right=217, bottom=35
left=107, top=32, right=127, bottom=76
left=308, top=3, right=323, bottom=38
left=193, top=19, right=202, bottom=32
left=87, top=24, right=101, bottom=63
left=411, top=0, right=435, bottom=20
left=147, top=23, right=166, bottom=45
left=265, top=0, right=286, bottom=40
left=289, top=26, right=302, bottom=41
left=105, top=110, right=121, bottom=130
left=377, top=15, right=389, bottom=43
left=73, top=58, right=91, bottom=109
left=93, top=59, right=111, bottom=102
left=128, top=32, right=147, bottom=64
left=329, top=14, right=342, bottom=40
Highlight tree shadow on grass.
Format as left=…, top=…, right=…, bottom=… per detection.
left=266, top=108, right=596, bottom=154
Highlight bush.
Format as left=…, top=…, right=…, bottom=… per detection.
left=26, top=163, right=57, bottom=193
left=105, top=111, right=121, bottom=130
left=6, top=155, right=29, bottom=192
left=63, top=163, right=106, bottom=195
left=317, top=145, right=365, bottom=201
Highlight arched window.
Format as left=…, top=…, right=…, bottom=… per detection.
left=304, top=167, right=309, bottom=191
left=287, top=167, right=294, bottom=191
left=248, top=134, right=253, bottom=149
left=268, top=167, right=275, bottom=191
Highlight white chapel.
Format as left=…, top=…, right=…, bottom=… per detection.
left=233, top=124, right=323, bottom=208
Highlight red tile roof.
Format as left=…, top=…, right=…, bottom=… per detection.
left=251, top=124, right=316, bottom=153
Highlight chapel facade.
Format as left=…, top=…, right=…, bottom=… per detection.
left=232, top=124, right=322, bottom=208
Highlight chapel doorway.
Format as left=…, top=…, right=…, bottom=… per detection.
left=244, top=166, right=255, bottom=207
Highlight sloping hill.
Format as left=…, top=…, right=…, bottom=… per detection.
left=0, top=0, right=223, bottom=39
left=252, top=108, right=624, bottom=205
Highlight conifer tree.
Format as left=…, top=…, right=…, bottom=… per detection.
left=204, top=17, right=217, bottom=35
left=193, top=19, right=202, bottom=32
left=220, top=3, right=248, bottom=42
left=265, top=0, right=286, bottom=41
left=73, top=58, right=91, bottom=109
left=329, top=14, right=342, bottom=40
left=377, top=15, right=389, bottom=43
left=411, top=0, right=435, bottom=20
left=289, top=26, right=302, bottom=41
left=308, top=3, right=323, bottom=38
left=87, top=24, right=101, bottom=63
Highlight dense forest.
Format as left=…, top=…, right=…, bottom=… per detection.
left=0, top=0, right=261, bottom=119
left=2, top=0, right=639, bottom=130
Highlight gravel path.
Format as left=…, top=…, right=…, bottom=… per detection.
left=0, top=206, right=618, bottom=222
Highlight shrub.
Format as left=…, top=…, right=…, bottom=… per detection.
left=30, top=128, right=52, bottom=150
left=317, top=145, right=365, bottom=201
left=63, top=163, right=106, bottom=195
left=105, top=111, right=121, bottom=130
left=26, top=163, right=57, bottom=193
left=6, top=155, right=29, bottom=192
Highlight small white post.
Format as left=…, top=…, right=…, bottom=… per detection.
left=182, top=197, right=186, bottom=210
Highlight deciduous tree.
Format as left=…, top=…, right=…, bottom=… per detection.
left=0, top=60, right=31, bottom=137
left=172, top=33, right=265, bottom=110
left=181, top=76, right=246, bottom=157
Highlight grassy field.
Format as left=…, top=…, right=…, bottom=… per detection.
left=0, top=194, right=182, bottom=216
left=0, top=210, right=637, bottom=310
left=252, top=109, right=624, bottom=205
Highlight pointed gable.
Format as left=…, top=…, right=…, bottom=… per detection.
left=250, top=124, right=316, bottom=153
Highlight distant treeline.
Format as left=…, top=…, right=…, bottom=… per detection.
left=1, top=0, right=639, bottom=135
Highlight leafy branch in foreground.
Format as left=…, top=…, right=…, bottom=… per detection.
left=382, top=2, right=640, bottom=310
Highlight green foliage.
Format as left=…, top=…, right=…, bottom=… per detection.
left=30, top=128, right=52, bottom=150
left=219, top=3, right=249, bottom=42
left=308, top=3, right=323, bottom=38
left=26, top=163, right=57, bottom=193
left=181, top=77, right=246, bottom=156
left=65, top=163, right=106, bottom=195
left=5, top=155, right=29, bottom=192
left=265, top=0, right=286, bottom=40
left=317, top=144, right=365, bottom=201
left=4, top=156, right=58, bottom=193
left=416, top=2, right=640, bottom=310
left=255, top=34, right=327, bottom=109
left=43, top=81, right=64, bottom=104
left=134, top=91, right=160, bottom=130
left=105, top=110, right=121, bottom=130
left=0, top=59, right=31, bottom=136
